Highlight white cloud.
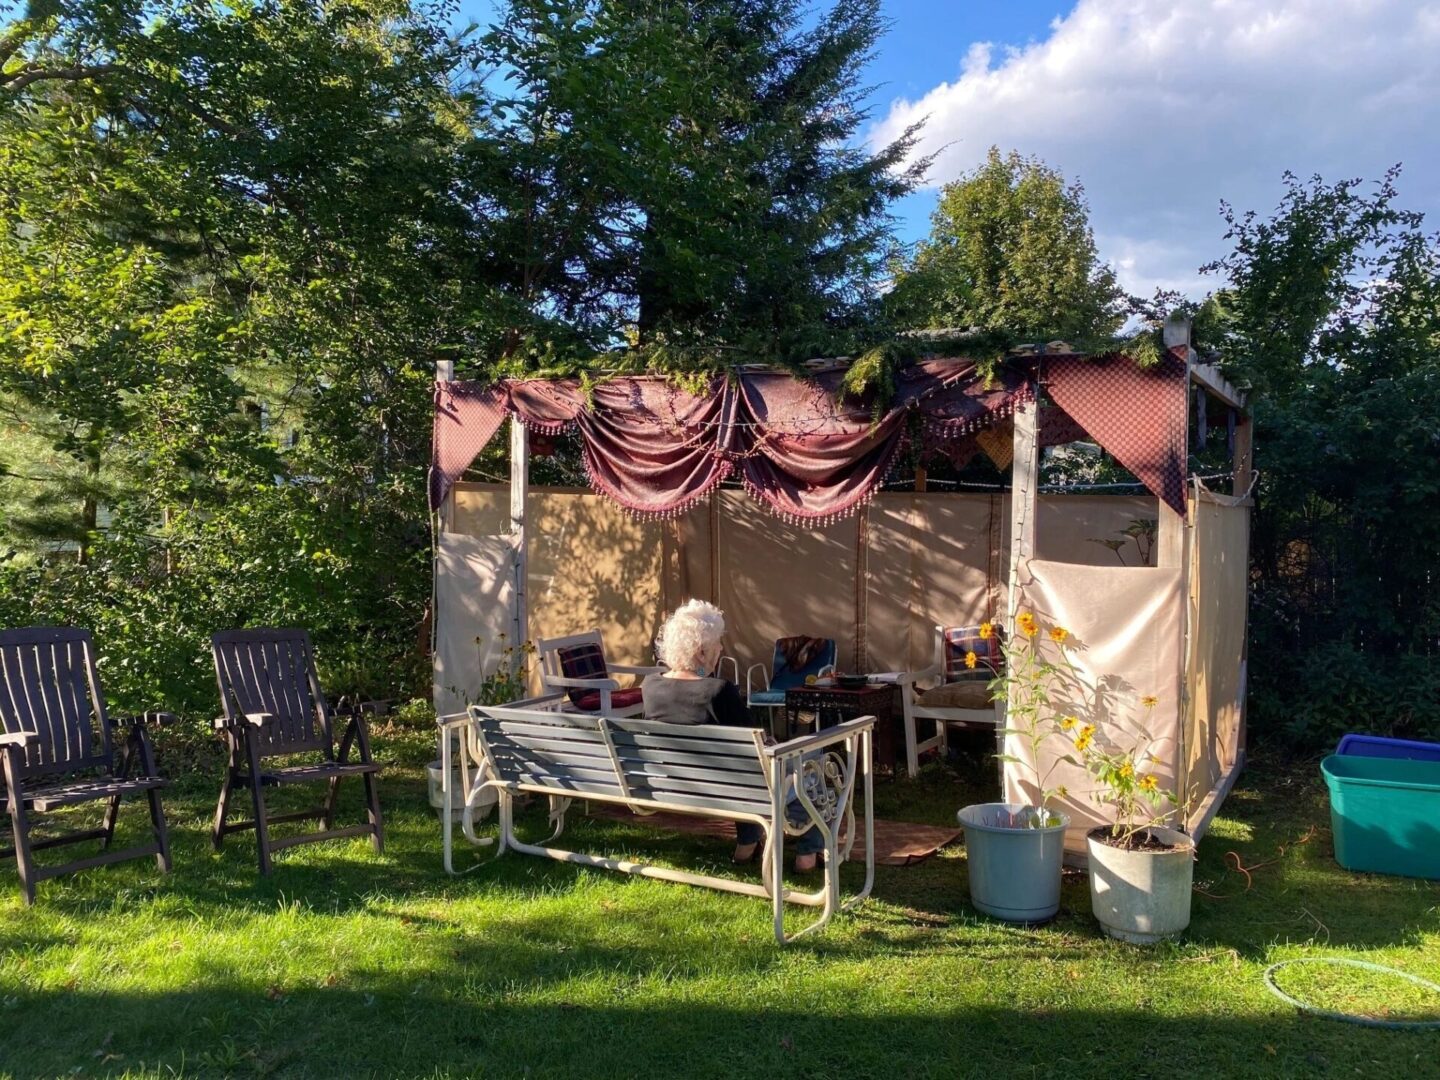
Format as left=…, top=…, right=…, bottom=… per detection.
left=872, top=0, right=1440, bottom=298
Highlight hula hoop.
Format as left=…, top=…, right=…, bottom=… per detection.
left=1262, top=958, right=1440, bottom=1031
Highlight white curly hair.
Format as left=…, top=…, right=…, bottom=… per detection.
left=655, top=599, right=727, bottom=674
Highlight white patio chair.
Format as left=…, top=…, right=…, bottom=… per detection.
left=535, top=630, right=663, bottom=718
left=895, top=624, right=1006, bottom=777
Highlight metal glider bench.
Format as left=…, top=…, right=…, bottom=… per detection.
left=439, top=694, right=874, bottom=944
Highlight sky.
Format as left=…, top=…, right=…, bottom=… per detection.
left=458, top=0, right=1440, bottom=299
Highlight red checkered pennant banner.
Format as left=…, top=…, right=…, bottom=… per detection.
left=430, top=382, right=510, bottom=509
left=1044, top=350, right=1189, bottom=515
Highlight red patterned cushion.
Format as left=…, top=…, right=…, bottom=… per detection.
left=942, top=625, right=1005, bottom=681
left=570, top=686, right=644, bottom=713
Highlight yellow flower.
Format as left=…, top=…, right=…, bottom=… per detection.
left=1141, top=694, right=1159, bottom=708
left=965, top=650, right=978, bottom=670
left=1059, top=715, right=1078, bottom=731
left=978, top=621, right=994, bottom=640
left=1074, top=723, right=1096, bottom=752
left=1017, top=612, right=1038, bottom=638
left=1139, top=774, right=1159, bottom=793
left=1048, top=626, right=1070, bottom=644
left=1056, top=785, right=1068, bottom=798
left=1119, top=760, right=1135, bottom=781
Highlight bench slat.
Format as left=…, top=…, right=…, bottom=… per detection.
left=505, top=773, right=627, bottom=798
left=480, top=718, right=607, bottom=744
left=617, top=759, right=769, bottom=789
left=607, top=743, right=763, bottom=774
left=606, top=730, right=764, bottom=757
left=485, top=732, right=612, bottom=763
left=626, top=773, right=773, bottom=803
left=487, top=751, right=620, bottom=786
left=607, top=720, right=760, bottom=744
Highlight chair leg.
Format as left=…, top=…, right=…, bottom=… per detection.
left=363, top=771, right=384, bottom=854
left=242, top=730, right=273, bottom=876
left=100, top=793, right=122, bottom=850
left=322, top=775, right=341, bottom=830
left=147, top=785, right=172, bottom=873
left=3, top=752, right=36, bottom=906
left=212, top=745, right=238, bottom=852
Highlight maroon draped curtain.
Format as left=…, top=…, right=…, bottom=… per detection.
left=429, top=354, right=1185, bottom=520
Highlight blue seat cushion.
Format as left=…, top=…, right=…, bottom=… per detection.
left=749, top=689, right=787, bottom=706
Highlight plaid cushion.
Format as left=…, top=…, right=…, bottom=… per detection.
left=557, top=642, right=608, bottom=706
left=942, top=625, right=1005, bottom=681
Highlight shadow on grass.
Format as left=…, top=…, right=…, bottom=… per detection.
left=2, top=981, right=1434, bottom=1078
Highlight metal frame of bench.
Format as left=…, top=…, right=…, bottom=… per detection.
left=438, top=694, right=874, bottom=944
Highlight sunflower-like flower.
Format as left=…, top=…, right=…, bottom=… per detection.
left=1059, top=715, right=1078, bottom=731
left=1048, top=626, right=1070, bottom=644
left=965, top=650, right=978, bottom=670
left=1119, top=759, right=1135, bottom=781
left=1139, top=774, right=1159, bottom=793
left=1141, top=694, right=1159, bottom=708
left=1017, top=612, right=1038, bottom=638
left=1074, top=723, right=1096, bottom=752
left=978, top=621, right=994, bottom=640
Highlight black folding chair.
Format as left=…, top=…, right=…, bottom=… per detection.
left=0, top=627, right=170, bottom=904
left=211, top=628, right=383, bottom=874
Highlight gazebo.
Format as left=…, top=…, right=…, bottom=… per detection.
left=428, top=315, right=1252, bottom=856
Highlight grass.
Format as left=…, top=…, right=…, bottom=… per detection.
left=1, top=726, right=1437, bottom=1079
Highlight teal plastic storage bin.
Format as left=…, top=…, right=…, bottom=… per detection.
left=1321, top=754, right=1440, bottom=881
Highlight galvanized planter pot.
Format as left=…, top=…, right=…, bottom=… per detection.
left=1086, top=825, right=1195, bottom=944
left=957, top=802, right=1070, bottom=923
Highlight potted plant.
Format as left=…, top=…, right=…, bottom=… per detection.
left=1073, top=697, right=1194, bottom=944
left=956, top=613, right=1071, bottom=923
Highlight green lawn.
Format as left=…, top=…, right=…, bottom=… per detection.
left=1, top=726, right=1437, bottom=1079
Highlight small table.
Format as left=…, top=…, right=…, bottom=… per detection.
left=783, top=683, right=900, bottom=774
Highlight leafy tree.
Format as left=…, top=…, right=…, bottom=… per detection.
left=889, top=147, right=1126, bottom=344
left=470, top=0, right=926, bottom=372
left=1203, top=168, right=1440, bottom=745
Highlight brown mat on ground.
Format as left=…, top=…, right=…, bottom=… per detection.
left=585, top=805, right=960, bottom=867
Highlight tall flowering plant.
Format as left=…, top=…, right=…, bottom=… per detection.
left=1073, top=694, right=1182, bottom=846
left=984, top=612, right=1076, bottom=829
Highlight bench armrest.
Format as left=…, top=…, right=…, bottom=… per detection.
left=607, top=664, right=664, bottom=677
left=0, top=730, right=37, bottom=748
left=212, top=711, right=275, bottom=731
left=763, top=714, right=876, bottom=758
left=544, top=675, right=621, bottom=691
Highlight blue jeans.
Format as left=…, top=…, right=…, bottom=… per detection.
left=736, top=802, right=824, bottom=855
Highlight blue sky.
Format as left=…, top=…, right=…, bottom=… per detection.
left=455, top=1, right=1440, bottom=298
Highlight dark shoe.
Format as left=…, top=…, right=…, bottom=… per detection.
left=732, top=841, right=762, bottom=865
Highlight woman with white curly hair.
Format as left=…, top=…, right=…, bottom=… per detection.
left=642, top=599, right=823, bottom=871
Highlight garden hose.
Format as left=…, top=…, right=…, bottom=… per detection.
left=1262, top=957, right=1440, bottom=1030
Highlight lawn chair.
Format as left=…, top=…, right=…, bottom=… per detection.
left=0, top=627, right=171, bottom=905
left=747, top=636, right=838, bottom=729
left=535, top=630, right=664, bottom=717
left=896, top=624, right=1006, bottom=776
left=211, top=628, right=383, bottom=875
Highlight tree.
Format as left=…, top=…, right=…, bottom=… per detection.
left=889, top=147, right=1126, bottom=343
left=470, top=0, right=926, bottom=371
left=1202, top=168, right=1440, bottom=745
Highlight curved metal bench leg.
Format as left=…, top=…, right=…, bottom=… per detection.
left=445, top=781, right=510, bottom=875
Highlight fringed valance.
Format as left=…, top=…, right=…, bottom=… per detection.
left=429, top=352, right=1188, bottom=521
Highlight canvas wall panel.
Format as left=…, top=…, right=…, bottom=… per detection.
left=1184, top=494, right=1250, bottom=817
left=1006, top=560, right=1185, bottom=855
left=433, top=532, right=515, bottom=718
left=714, top=490, right=860, bottom=676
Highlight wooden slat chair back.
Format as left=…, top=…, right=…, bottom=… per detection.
left=0, top=627, right=170, bottom=904
left=210, top=629, right=383, bottom=875
left=456, top=694, right=875, bottom=944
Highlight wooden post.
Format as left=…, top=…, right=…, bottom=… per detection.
left=510, top=419, right=529, bottom=655
left=1232, top=415, right=1254, bottom=498
left=1005, top=399, right=1039, bottom=627
left=1156, top=314, right=1192, bottom=569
